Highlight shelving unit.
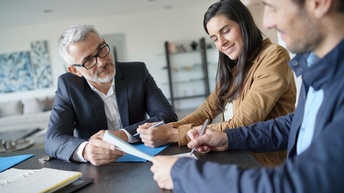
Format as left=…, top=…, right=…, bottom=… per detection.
left=164, top=37, right=213, bottom=110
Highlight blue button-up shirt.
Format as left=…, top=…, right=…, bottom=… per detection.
left=296, top=52, right=323, bottom=155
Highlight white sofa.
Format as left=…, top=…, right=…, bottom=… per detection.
left=0, top=96, right=54, bottom=132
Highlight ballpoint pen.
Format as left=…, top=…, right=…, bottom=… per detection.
left=190, top=119, right=209, bottom=156
left=133, top=120, right=165, bottom=137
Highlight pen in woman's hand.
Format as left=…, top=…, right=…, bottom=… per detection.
left=133, top=120, right=165, bottom=137
left=190, top=119, right=209, bottom=156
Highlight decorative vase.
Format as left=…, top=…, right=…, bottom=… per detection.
left=190, top=41, right=198, bottom=50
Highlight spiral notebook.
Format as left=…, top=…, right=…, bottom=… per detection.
left=0, top=167, right=82, bottom=193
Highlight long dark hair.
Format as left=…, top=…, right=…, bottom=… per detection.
left=203, top=0, right=263, bottom=111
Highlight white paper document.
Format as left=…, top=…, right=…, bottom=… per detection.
left=173, top=152, right=198, bottom=159
left=103, top=131, right=153, bottom=162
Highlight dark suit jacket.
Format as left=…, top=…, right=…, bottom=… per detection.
left=170, top=40, right=344, bottom=193
left=44, top=61, right=177, bottom=161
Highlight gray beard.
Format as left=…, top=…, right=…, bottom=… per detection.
left=83, top=72, right=114, bottom=83
left=82, top=63, right=116, bottom=83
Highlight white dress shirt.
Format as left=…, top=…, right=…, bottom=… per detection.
left=72, top=79, right=137, bottom=162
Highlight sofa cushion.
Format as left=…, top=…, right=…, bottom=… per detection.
left=0, top=100, right=23, bottom=117
left=38, top=96, right=54, bottom=112
left=0, top=111, right=51, bottom=132
left=22, top=98, right=44, bottom=114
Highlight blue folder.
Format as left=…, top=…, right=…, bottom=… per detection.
left=116, top=143, right=170, bottom=162
left=0, top=154, right=34, bottom=172
left=0, top=144, right=169, bottom=169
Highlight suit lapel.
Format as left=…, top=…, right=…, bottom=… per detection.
left=84, top=80, right=108, bottom=129
left=115, top=63, right=129, bottom=127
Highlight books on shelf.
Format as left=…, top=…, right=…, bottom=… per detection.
left=0, top=167, right=82, bottom=193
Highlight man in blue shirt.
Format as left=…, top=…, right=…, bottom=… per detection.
left=150, top=0, right=344, bottom=192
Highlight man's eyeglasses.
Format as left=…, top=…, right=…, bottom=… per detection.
left=72, top=43, right=110, bottom=70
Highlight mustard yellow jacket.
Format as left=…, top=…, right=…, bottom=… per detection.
left=169, top=39, right=296, bottom=167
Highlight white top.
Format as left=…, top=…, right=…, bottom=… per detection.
left=224, top=102, right=234, bottom=121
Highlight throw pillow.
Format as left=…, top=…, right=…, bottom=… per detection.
left=0, top=100, right=23, bottom=117
left=38, top=96, right=54, bottom=111
left=22, top=98, right=44, bottom=114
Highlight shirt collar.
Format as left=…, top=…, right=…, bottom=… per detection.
left=289, top=38, right=344, bottom=90
left=87, top=79, right=115, bottom=96
left=306, top=52, right=319, bottom=68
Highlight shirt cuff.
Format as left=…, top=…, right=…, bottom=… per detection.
left=72, top=141, right=88, bottom=162
left=121, top=129, right=138, bottom=143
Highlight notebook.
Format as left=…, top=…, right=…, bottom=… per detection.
left=0, top=167, right=82, bottom=193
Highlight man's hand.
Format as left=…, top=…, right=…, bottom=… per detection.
left=187, top=127, right=228, bottom=153
left=82, top=130, right=126, bottom=166
left=137, top=123, right=178, bottom=147
left=151, top=155, right=179, bottom=190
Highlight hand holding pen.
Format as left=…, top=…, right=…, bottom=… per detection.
left=187, top=122, right=229, bottom=154
left=136, top=120, right=176, bottom=148
left=190, top=119, right=209, bottom=156
left=134, top=120, right=165, bottom=137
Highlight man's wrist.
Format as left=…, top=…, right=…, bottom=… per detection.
left=72, top=141, right=88, bottom=162
left=121, top=129, right=138, bottom=143
left=82, top=143, right=89, bottom=161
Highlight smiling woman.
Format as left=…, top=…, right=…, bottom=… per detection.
left=138, top=0, right=297, bottom=168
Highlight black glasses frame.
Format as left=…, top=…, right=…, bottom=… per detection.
left=72, top=43, right=110, bottom=70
